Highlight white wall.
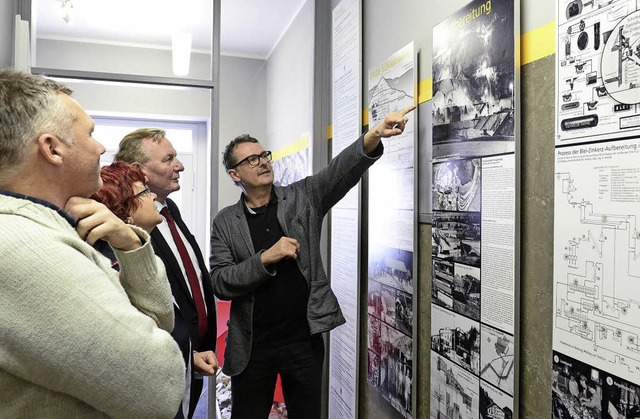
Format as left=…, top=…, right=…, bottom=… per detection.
left=215, top=0, right=314, bottom=210
left=265, top=0, right=314, bottom=151
left=36, top=38, right=212, bottom=80
left=0, top=2, right=14, bottom=68
left=522, top=0, right=555, bottom=32
left=31, top=38, right=212, bottom=118
left=217, top=55, right=267, bottom=210
left=63, top=80, right=211, bottom=119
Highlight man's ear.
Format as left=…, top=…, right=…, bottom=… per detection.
left=228, top=169, right=241, bottom=183
left=37, top=133, right=66, bottom=166
left=131, top=161, right=147, bottom=174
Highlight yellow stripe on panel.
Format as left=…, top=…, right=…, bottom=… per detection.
left=272, top=136, right=310, bottom=160
left=522, top=20, right=556, bottom=65
left=418, top=77, right=432, bottom=104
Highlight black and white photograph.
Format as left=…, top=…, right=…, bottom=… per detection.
left=368, top=349, right=381, bottom=388
left=480, top=324, right=515, bottom=395
left=453, top=262, right=481, bottom=322
left=480, top=381, right=514, bottom=419
left=380, top=283, right=397, bottom=327
left=368, top=245, right=414, bottom=294
left=432, top=211, right=481, bottom=268
left=431, top=352, right=480, bottom=419
left=375, top=281, right=414, bottom=337
left=368, top=315, right=382, bottom=356
left=432, top=0, right=516, bottom=161
left=393, top=289, right=413, bottom=337
left=433, top=159, right=482, bottom=212
left=367, top=279, right=383, bottom=319
left=553, top=350, right=640, bottom=419
left=431, top=303, right=480, bottom=375
left=379, top=323, right=413, bottom=418
left=552, top=351, right=604, bottom=419
left=601, top=368, right=640, bottom=419
left=432, top=258, right=455, bottom=311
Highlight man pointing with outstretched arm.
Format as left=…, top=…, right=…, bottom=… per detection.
left=210, top=105, right=415, bottom=419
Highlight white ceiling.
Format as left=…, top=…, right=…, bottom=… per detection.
left=220, top=0, right=307, bottom=59
left=34, top=0, right=308, bottom=60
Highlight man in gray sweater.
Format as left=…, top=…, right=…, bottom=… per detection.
left=0, top=69, right=185, bottom=417
left=210, top=105, right=415, bottom=418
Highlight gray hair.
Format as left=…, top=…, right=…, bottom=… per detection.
left=0, top=70, right=75, bottom=184
left=115, top=128, right=167, bottom=164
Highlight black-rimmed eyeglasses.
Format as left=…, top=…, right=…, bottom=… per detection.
left=134, top=186, right=151, bottom=198
left=231, top=151, right=272, bottom=169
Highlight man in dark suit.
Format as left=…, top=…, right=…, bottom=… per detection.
left=116, top=128, right=217, bottom=418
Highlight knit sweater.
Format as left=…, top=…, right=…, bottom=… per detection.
left=0, top=194, right=186, bottom=418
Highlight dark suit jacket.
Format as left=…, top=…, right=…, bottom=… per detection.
left=151, top=198, right=217, bottom=353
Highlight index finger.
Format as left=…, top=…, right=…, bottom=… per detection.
left=399, top=104, right=416, bottom=116
left=285, top=237, right=299, bottom=246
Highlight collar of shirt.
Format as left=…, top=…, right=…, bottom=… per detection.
left=0, top=189, right=76, bottom=227
left=243, top=190, right=277, bottom=215
left=155, top=200, right=167, bottom=213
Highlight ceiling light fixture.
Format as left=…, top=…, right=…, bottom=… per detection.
left=172, top=32, right=192, bottom=77
left=60, top=0, right=73, bottom=25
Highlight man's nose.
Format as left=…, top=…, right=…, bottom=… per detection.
left=175, top=158, right=185, bottom=172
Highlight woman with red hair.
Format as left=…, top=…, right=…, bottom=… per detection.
left=92, top=161, right=162, bottom=233
left=91, top=161, right=196, bottom=419
left=90, top=161, right=162, bottom=270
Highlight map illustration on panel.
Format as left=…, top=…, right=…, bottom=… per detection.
left=480, top=324, right=515, bottom=395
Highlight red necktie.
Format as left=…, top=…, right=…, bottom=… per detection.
left=161, top=207, right=208, bottom=341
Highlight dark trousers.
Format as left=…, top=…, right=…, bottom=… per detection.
left=230, top=335, right=324, bottom=419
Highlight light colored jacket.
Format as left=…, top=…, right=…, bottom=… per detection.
left=210, top=135, right=382, bottom=376
left=0, top=194, right=185, bottom=418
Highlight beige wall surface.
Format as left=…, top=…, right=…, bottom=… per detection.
left=265, top=0, right=315, bottom=152
left=0, top=1, right=13, bottom=68
left=218, top=55, right=267, bottom=211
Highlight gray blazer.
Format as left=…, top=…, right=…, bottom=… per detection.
left=210, top=134, right=383, bottom=376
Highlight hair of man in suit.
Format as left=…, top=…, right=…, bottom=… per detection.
left=0, top=70, right=75, bottom=186
left=222, top=133, right=259, bottom=171
left=115, top=128, right=166, bottom=164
